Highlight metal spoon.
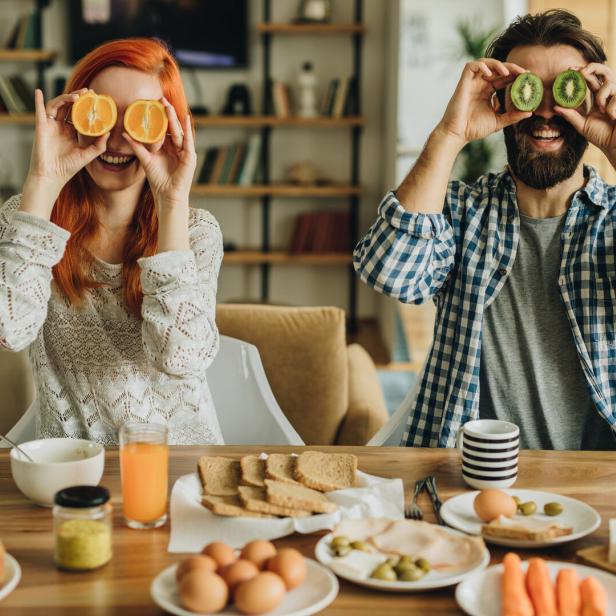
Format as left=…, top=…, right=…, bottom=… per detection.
left=0, top=433, right=35, bottom=462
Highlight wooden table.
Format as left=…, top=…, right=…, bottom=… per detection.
left=1, top=446, right=615, bottom=615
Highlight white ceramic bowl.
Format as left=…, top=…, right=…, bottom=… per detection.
left=10, top=438, right=105, bottom=507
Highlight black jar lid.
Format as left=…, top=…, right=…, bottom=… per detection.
left=54, top=485, right=110, bottom=508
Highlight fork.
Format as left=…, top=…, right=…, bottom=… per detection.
left=424, top=475, right=445, bottom=525
left=405, top=478, right=426, bottom=519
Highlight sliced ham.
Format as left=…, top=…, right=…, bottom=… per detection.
left=332, top=518, right=394, bottom=541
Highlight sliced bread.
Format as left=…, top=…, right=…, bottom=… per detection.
left=481, top=518, right=573, bottom=542
left=265, top=453, right=301, bottom=485
left=198, top=456, right=240, bottom=496
left=202, top=494, right=274, bottom=518
left=238, top=486, right=312, bottom=518
left=264, top=479, right=337, bottom=514
left=240, top=455, right=266, bottom=487
left=295, top=451, right=358, bottom=491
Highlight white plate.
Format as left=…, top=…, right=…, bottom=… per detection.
left=441, top=489, right=601, bottom=548
left=0, top=553, right=22, bottom=601
left=456, top=560, right=616, bottom=616
left=150, top=558, right=338, bottom=616
left=314, top=528, right=490, bottom=592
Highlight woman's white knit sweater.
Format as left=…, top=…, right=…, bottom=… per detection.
left=0, top=194, right=224, bottom=445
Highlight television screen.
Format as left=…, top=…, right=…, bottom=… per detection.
left=68, top=0, right=248, bottom=69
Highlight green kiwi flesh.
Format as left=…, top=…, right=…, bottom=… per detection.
left=510, top=72, right=544, bottom=112
left=552, top=70, right=587, bottom=108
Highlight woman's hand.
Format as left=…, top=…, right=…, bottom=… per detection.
left=437, top=58, right=532, bottom=146
left=122, top=97, right=197, bottom=213
left=555, top=63, right=616, bottom=165
left=21, top=89, right=110, bottom=218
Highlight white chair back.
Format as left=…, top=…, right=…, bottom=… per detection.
left=4, top=335, right=303, bottom=446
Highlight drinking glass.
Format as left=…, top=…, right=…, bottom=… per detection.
left=119, top=422, right=168, bottom=529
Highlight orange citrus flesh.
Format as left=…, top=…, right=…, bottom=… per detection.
left=71, top=92, right=117, bottom=137
left=123, top=99, right=168, bottom=144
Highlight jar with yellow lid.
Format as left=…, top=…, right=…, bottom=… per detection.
left=53, top=485, right=112, bottom=571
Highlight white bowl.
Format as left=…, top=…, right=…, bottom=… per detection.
left=10, top=438, right=105, bottom=507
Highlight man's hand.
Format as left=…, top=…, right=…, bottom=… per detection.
left=555, top=63, right=616, bottom=166
left=437, top=58, right=532, bottom=147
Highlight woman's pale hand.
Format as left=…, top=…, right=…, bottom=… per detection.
left=438, top=58, right=532, bottom=146
left=25, top=88, right=110, bottom=200
left=122, top=97, right=197, bottom=212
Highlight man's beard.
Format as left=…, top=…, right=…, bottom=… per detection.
left=503, top=115, right=588, bottom=189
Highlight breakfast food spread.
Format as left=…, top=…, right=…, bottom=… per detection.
left=328, top=518, right=486, bottom=582
left=198, top=452, right=358, bottom=518
left=501, top=553, right=607, bottom=616
left=176, top=539, right=307, bottom=614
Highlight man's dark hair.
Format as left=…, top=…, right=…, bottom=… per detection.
left=487, top=10, right=607, bottom=107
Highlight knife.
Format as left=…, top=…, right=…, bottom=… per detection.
left=424, top=475, right=445, bottom=525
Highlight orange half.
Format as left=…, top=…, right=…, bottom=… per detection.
left=123, top=99, right=168, bottom=144
left=71, top=92, right=117, bottom=137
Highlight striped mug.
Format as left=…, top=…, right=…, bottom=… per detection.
left=456, top=419, right=520, bottom=489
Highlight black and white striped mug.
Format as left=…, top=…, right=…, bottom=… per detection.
left=456, top=419, right=520, bottom=489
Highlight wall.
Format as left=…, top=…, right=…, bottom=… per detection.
left=0, top=0, right=389, bottom=318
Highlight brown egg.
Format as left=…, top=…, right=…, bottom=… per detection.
left=175, top=555, right=218, bottom=583
left=179, top=570, right=228, bottom=614
left=235, top=571, right=286, bottom=615
left=220, top=559, right=259, bottom=597
left=266, top=548, right=307, bottom=590
left=240, top=540, right=277, bottom=570
left=202, top=541, right=237, bottom=570
left=473, top=489, right=517, bottom=522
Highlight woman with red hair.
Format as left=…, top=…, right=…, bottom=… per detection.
left=0, top=38, right=224, bottom=445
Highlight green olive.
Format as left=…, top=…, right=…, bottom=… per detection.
left=415, top=558, right=431, bottom=573
left=543, top=502, right=563, bottom=516
left=396, top=555, right=415, bottom=569
left=332, top=545, right=351, bottom=557
left=520, top=501, right=537, bottom=516
left=398, top=566, right=425, bottom=582
left=385, top=556, right=399, bottom=567
left=370, top=564, right=397, bottom=581
left=350, top=540, right=369, bottom=551
left=512, top=496, right=523, bottom=506
left=330, top=536, right=350, bottom=549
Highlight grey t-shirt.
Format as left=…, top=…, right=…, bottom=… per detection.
left=479, top=212, right=616, bottom=450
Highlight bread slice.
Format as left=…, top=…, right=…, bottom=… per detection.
left=202, top=494, right=273, bottom=518
left=240, top=455, right=266, bottom=487
left=198, top=456, right=240, bottom=496
left=295, top=451, right=358, bottom=491
left=264, top=479, right=337, bottom=514
left=265, top=453, right=301, bottom=485
left=238, top=486, right=312, bottom=518
left=481, top=517, right=573, bottom=542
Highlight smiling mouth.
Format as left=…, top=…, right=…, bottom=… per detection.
left=97, top=152, right=136, bottom=168
left=530, top=129, right=562, bottom=142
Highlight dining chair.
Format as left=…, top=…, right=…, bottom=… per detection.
left=3, top=336, right=304, bottom=446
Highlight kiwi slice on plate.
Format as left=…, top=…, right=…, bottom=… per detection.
left=553, top=70, right=587, bottom=108
left=510, top=72, right=544, bottom=112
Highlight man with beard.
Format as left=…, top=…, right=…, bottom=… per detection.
left=354, top=9, right=616, bottom=449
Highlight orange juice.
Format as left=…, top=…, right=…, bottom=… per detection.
left=120, top=442, right=168, bottom=523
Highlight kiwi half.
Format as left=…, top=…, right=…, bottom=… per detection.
left=552, top=70, right=587, bottom=108
left=510, top=72, right=544, bottom=112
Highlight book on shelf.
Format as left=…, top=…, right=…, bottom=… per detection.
left=238, top=133, right=262, bottom=186
left=272, top=81, right=293, bottom=117
left=208, top=148, right=227, bottom=184
left=196, top=147, right=219, bottom=184
left=290, top=211, right=350, bottom=253
left=8, top=76, right=35, bottom=112
left=218, top=144, right=239, bottom=184
left=227, top=142, right=247, bottom=184
left=320, top=77, right=358, bottom=117
left=5, top=11, right=39, bottom=49
left=195, top=137, right=261, bottom=186
left=0, top=75, right=26, bottom=114
left=320, top=79, right=339, bottom=116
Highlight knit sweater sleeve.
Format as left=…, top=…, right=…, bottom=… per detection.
left=0, top=194, right=70, bottom=351
left=138, top=208, right=223, bottom=378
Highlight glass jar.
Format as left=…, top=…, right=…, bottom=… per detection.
left=53, top=485, right=112, bottom=571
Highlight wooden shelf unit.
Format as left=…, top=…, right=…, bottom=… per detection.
left=223, top=251, right=352, bottom=265
left=191, top=184, right=361, bottom=198
left=0, top=113, right=36, bottom=125
left=193, top=115, right=365, bottom=128
left=257, top=23, right=365, bottom=35
left=0, top=49, right=56, bottom=62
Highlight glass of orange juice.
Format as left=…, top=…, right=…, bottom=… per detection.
left=119, top=422, right=168, bottom=529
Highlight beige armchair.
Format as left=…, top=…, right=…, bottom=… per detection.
left=216, top=304, right=388, bottom=445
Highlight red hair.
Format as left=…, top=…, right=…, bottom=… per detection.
left=51, top=38, right=192, bottom=316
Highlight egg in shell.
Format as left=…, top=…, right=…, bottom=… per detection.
left=175, top=555, right=218, bottom=583
left=179, top=570, right=228, bottom=614
left=473, top=489, right=517, bottom=522
left=266, top=548, right=307, bottom=590
left=235, top=571, right=286, bottom=614
left=240, top=539, right=277, bottom=570
left=202, top=541, right=237, bottom=570
left=220, top=559, right=259, bottom=597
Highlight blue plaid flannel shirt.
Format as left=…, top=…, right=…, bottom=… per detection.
left=354, top=165, right=616, bottom=447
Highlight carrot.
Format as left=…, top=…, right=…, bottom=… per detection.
left=502, top=553, right=535, bottom=616
left=556, top=568, right=581, bottom=616
left=526, top=558, right=558, bottom=616
left=580, top=576, right=607, bottom=616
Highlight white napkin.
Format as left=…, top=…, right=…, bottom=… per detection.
left=168, top=470, right=404, bottom=552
